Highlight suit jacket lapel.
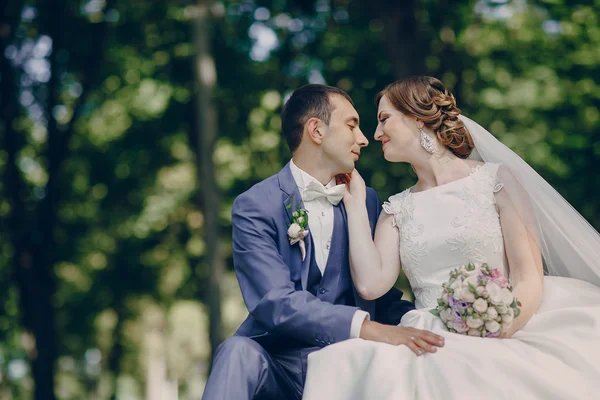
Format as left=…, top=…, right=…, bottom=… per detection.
left=279, top=163, right=313, bottom=290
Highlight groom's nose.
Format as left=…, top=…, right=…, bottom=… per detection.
left=357, top=128, right=369, bottom=147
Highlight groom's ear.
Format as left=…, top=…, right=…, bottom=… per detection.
left=305, top=117, right=324, bottom=145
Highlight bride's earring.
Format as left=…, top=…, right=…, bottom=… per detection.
left=420, top=128, right=435, bottom=154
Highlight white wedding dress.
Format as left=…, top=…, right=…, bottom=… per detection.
left=303, top=163, right=600, bottom=400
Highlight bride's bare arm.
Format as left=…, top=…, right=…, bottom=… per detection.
left=496, top=167, right=544, bottom=337
left=343, top=170, right=402, bottom=300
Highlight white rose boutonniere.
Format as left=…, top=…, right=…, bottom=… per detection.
left=288, top=208, right=309, bottom=261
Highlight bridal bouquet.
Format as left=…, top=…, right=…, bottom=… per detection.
left=430, top=263, right=521, bottom=338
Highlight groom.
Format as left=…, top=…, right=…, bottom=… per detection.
left=202, top=84, right=442, bottom=400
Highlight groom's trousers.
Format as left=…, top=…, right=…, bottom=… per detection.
left=202, top=335, right=319, bottom=400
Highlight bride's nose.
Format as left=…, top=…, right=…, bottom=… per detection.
left=374, top=126, right=384, bottom=141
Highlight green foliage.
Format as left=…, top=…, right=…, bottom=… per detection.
left=1, top=0, right=599, bottom=398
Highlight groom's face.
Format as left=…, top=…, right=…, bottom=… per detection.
left=320, top=95, right=369, bottom=174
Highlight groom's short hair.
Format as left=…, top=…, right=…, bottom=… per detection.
left=281, top=84, right=353, bottom=153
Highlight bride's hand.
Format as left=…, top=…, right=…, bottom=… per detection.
left=337, top=169, right=367, bottom=208
left=497, top=328, right=515, bottom=339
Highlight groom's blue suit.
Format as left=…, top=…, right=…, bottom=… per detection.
left=202, top=163, right=414, bottom=399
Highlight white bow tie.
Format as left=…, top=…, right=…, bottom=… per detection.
left=301, top=180, right=345, bottom=205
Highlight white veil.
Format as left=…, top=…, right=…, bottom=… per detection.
left=460, top=115, right=600, bottom=286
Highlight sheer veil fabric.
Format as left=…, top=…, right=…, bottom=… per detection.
left=461, top=115, right=600, bottom=285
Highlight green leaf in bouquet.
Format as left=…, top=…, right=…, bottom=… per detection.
left=467, top=263, right=476, bottom=271
left=430, top=308, right=440, bottom=317
left=468, top=282, right=477, bottom=294
left=467, top=307, right=474, bottom=315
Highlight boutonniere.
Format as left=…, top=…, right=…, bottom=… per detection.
left=288, top=208, right=309, bottom=261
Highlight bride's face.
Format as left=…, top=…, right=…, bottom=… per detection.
left=374, top=95, right=420, bottom=162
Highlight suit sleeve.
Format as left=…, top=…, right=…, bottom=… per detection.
left=232, top=192, right=359, bottom=347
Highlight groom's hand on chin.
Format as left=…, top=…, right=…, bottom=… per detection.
left=359, top=320, right=445, bottom=356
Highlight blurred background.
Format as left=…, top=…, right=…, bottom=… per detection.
left=1, top=0, right=599, bottom=398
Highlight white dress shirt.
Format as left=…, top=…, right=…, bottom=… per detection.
left=289, top=160, right=369, bottom=339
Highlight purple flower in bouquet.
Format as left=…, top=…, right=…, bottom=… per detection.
left=448, top=294, right=457, bottom=308
left=452, top=308, right=464, bottom=323
left=449, top=294, right=469, bottom=311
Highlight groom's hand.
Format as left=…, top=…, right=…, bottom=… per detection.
left=359, top=320, right=445, bottom=356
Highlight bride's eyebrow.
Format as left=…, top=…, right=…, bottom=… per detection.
left=377, top=110, right=388, bottom=120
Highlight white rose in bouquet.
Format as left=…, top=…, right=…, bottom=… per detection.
left=461, top=290, right=476, bottom=303
left=442, top=308, right=453, bottom=324
left=486, top=307, right=498, bottom=320
left=495, top=304, right=508, bottom=315
left=453, top=287, right=465, bottom=301
left=486, top=281, right=504, bottom=305
left=466, top=316, right=484, bottom=329
left=473, top=298, right=488, bottom=313
left=452, top=321, right=470, bottom=334
left=464, top=274, right=480, bottom=288
left=439, top=308, right=449, bottom=323
left=450, top=277, right=462, bottom=290
left=502, top=307, right=515, bottom=324
left=441, top=292, right=449, bottom=304
left=485, top=320, right=501, bottom=333
left=501, top=287, right=514, bottom=305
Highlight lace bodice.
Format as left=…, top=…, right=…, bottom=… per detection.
left=383, top=163, right=508, bottom=309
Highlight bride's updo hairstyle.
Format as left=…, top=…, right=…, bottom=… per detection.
left=376, top=76, right=474, bottom=159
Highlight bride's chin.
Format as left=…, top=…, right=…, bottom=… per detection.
left=383, top=152, right=404, bottom=163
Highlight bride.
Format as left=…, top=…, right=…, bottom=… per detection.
left=302, top=76, right=600, bottom=399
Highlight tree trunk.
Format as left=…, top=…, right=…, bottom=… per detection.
left=108, top=303, right=125, bottom=400
left=373, top=0, right=427, bottom=79
left=1, top=1, right=57, bottom=399
left=0, top=0, right=114, bottom=397
left=192, top=0, right=225, bottom=366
